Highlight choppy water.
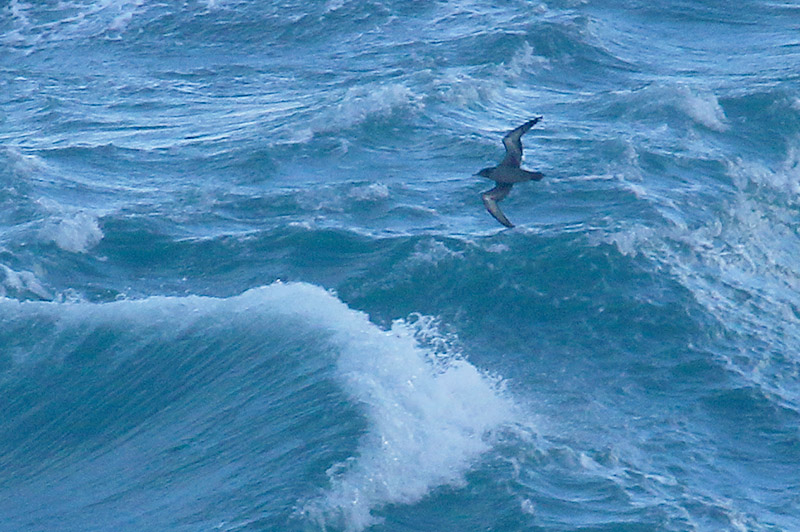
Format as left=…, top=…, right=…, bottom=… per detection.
left=2, top=1, right=800, bottom=530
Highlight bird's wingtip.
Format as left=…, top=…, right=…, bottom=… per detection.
left=482, top=195, right=514, bottom=228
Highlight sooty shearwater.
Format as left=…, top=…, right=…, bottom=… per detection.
left=476, top=117, right=544, bottom=228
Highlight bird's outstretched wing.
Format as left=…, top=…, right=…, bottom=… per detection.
left=481, top=183, right=514, bottom=228
left=500, top=117, right=542, bottom=168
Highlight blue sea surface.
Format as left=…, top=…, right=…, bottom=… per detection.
left=1, top=1, right=799, bottom=530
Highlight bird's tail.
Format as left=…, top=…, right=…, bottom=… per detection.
left=524, top=170, right=544, bottom=181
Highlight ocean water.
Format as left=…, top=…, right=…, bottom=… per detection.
left=1, top=0, right=799, bottom=530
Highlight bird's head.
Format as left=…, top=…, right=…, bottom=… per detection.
left=476, top=167, right=494, bottom=178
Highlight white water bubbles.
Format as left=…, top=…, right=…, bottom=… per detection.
left=2, top=0, right=147, bottom=49
left=288, top=283, right=518, bottom=531
left=0, top=263, right=51, bottom=300
left=605, top=143, right=800, bottom=411
left=676, top=84, right=729, bottom=132
left=40, top=211, right=104, bottom=254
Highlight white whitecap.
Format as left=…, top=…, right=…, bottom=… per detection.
left=107, top=0, right=145, bottom=33
left=41, top=212, right=104, bottom=253
left=504, top=41, right=551, bottom=78
left=4, top=146, right=50, bottom=178
left=0, top=264, right=51, bottom=300
left=318, top=83, right=421, bottom=133
left=324, top=0, right=347, bottom=12
left=676, top=85, right=729, bottom=132
left=409, top=239, right=464, bottom=265
left=258, top=283, right=518, bottom=530
left=486, top=243, right=510, bottom=254
left=601, top=143, right=800, bottom=409
left=348, top=183, right=389, bottom=202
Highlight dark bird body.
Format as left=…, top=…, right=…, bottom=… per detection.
left=476, top=117, right=544, bottom=227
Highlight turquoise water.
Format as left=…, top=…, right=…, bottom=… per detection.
left=1, top=1, right=799, bottom=530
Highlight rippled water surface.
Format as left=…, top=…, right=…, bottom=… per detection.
left=1, top=1, right=799, bottom=530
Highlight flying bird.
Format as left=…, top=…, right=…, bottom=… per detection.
left=475, top=117, right=544, bottom=228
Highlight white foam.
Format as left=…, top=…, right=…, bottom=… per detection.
left=728, top=145, right=800, bottom=198
left=302, top=302, right=516, bottom=530
left=0, top=264, right=51, bottom=300
left=318, top=83, right=421, bottom=133
left=676, top=85, right=729, bottom=132
left=201, top=0, right=241, bottom=10
left=348, top=183, right=389, bottom=202
left=603, top=145, right=800, bottom=408
left=107, top=0, right=145, bottom=33
left=486, top=243, right=510, bottom=254
left=604, top=224, right=655, bottom=257
left=41, top=212, right=104, bottom=253
left=324, top=0, right=347, bottom=12
left=230, top=283, right=516, bottom=530
left=295, top=182, right=389, bottom=213
left=274, top=126, right=313, bottom=145
left=409, top=239, right=464, bottom=265
left=4, top=146, right=50, bottom=178
left=504, top=41, right=551, bottom=78
left=4, top=0, right=147, bottom=46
